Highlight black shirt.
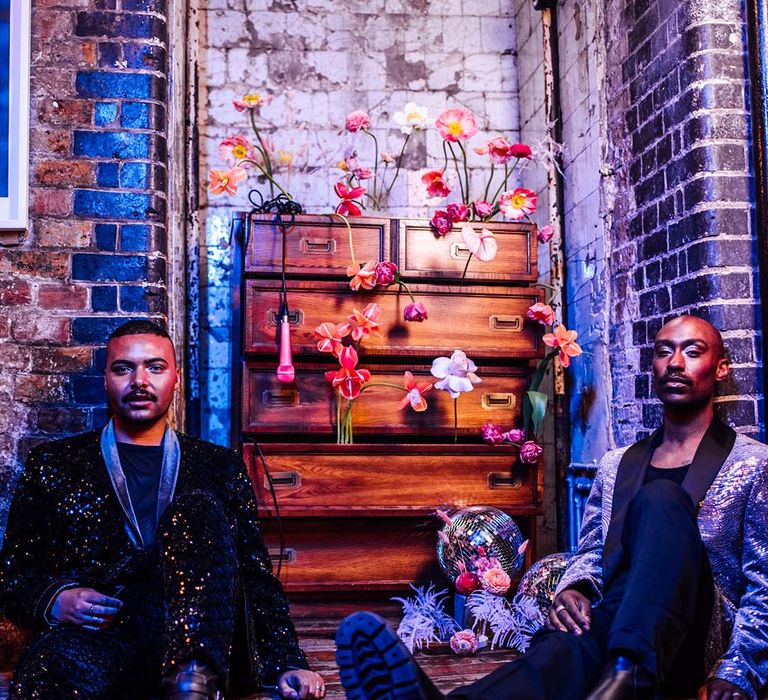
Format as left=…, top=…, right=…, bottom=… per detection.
left=645, top=463, right=690, bottom=486
left=116, top=442, right=163, bottom=547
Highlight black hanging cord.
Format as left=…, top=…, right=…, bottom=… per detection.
left=254, top=441, right=286, bottom=579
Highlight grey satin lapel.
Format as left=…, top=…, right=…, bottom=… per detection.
left=681, top=420, right=736, bottom=507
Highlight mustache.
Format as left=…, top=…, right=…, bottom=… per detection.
left=123, top=390, right=157, bottom=403
left=661, top=373, right=692, bottom=386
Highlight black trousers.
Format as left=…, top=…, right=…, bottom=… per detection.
left=447, top=479, right=714, bottom=700
left=10, top=491, right=238, bottom=700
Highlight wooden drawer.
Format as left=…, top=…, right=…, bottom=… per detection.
left=243, top=279, right=543, bottom=359
left=238, top=213, right=391, bottom=276
left=244, top=443, right=540, bottom=517
left=396, top=219, right=537, bottom=283
left=242, top=362, right=530, bottom=437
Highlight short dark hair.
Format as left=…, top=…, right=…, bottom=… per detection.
left=108, top=319, right=172, bottom=343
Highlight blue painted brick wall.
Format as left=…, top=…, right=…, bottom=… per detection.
left=73, top=253, right=150, bottom=282
left=121, top=102, right=151, bottom=130
left=92, top=285, right=118, bottom=311
left=95, top=223, right=117, bottom=250
left=97, top=163, right=119, bottom=188
left=121, top=163, right=150, bottom=189
left=120, top=224, right=151, bottom=251
left=74, top=131, right=150, bottom=159
left=94, top=102, right=118, bottom=126
left=74, top=190, right=154, bottom=220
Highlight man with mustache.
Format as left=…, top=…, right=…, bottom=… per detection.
left=336, top=315, right=768, bottom=700
left=0, top=320, right=326, bottom=700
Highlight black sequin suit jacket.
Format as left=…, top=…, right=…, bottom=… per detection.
left=0, top=429, right=309, bottom=689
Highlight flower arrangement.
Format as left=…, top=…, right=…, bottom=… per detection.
left=430, top=350, right=482, bottom=443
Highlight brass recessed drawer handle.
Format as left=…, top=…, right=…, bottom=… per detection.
left=449, top=242, right=471, bottom=259
left=263, top=471, right=301, bottom=489
left=489, top=314, right=522, bottom=332
left=268, top=309, right=304, bottom=326
left=488, top=472, right=523, bottom=489
left=301, top=237, right=336, bottom=254
left=482, top=393, right=516, bottom=410
left=268, top=547, right=296, bottom=564
left=262, top=389, right=299, bottom=407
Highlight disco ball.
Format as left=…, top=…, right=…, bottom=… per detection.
left=515, top=551, right=574, bottom=613
left=436, top=506, right=525, bottom=581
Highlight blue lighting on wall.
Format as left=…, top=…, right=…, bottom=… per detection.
left=0, top=0, right=10, bottom=199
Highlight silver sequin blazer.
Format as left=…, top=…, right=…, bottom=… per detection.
left=554, top=433, right=768, bottom=699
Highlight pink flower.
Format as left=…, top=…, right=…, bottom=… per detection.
left=450, top=629, right=479, bottom=656
left=380, top=152, right=397, bottom=164
left=538, top=224, right=555, bottom=243
left=473, top=200, right=493, bottom=218
left=325, top=346, right=371, bottom=400
left=542, top=324, right=583, bottom=367
left=499, top=188, right=538, bottom=220
left=431, top=350, right=482, bottom=398
left=435, top=108, right=478, bottom=142
left=353, top=167, right=373, bottom=180
left=346, top=261, right=378, bottom=291
left=509, top=143, right=533, bottom=159
left=482, top=423, right=505, bottom=445
left=455, top=571, right=481, bottom=595
left=482, top=567, right=511, bottom=595
left=375, top=261, right=398, bottom=286
left=341, top=302, right=382, bottom=342
left=527, top=302, right=556, bottom=326
left=345, top=110, right=371, bottom=132
left=430, top=210, right=453, bottom=236
left=519, top=440, right=543, bottom=464
left=233, top=93, right=267, bottom=111
left=313, top=322, right=349, bottom=355
left=335, top=181, right=366, bottom=217
left=461, top=225, right=498, bottom=262
left=422, top=170, right=451, bottom=198
left=218, top=135, right=255, bottom=167
left=447, top=202, right=469, bottom=223
left=399, top=371, right=432, bottom=412
left=485, top=136, right=516, bottom=165
left=403, top=302, right=428, bottom=323
left=503, top=428, right=526, bottom=444
left=208, top=167, right=247, bottom=196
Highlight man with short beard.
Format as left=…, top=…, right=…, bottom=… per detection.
left=0, top=320, right=325, bottom=700
left=336, top=315, right=768, bottom=700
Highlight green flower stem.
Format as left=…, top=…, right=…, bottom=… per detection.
left=447, top=143, right=466, bottom=204
left=490, top=158, right=520, bottom=205
left=397, top=278, right=417, bottom=304
left=442, top=140, right=450, bottom=173
left=328, top=212, right=357, bottom=269
left=336, top=389, right=342, bottom=443
left=238, top=158, right=292, bottom=199
left=483, top=163, right=496, bottom=203
left=249, top=111, right=276, bottom=197
left=364, top=129, right=380, bottom=204
left=454, top=398, right=458, bottom=444
left=383, top=131, right=412, bottom=201
left=536, top=282, right=558, bottom=306
left=457, top=141, right=471, bottom=207
left=460, top=252, right=473, bottom=282
left=358, top=381, right=409, bottom=394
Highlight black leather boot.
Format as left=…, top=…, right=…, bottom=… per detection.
left=162, top=660, right=223, bottom=700
left=585, top=657, right=656, bottom=700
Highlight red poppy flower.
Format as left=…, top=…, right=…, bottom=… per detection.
left=324, top=346, right=371, bottom=400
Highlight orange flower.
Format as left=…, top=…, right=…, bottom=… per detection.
left=208, top=167, right=247, bottom=196
left=314, top=322, right=349, bottom=355
left=542, top=324, right=583, bottom=367
left=346, top=261, right=377, bottom=291
left=482, top=567, right=511, bottom=595
left=339, top=302, right=382, bottom=342
left=325, top=346, right=371, bottom=400
left=399, top=371, right=433, bottom=412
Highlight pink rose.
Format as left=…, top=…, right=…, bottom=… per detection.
left=345, top=110, right=371, bottom=132
left=430, top=210, right=452, bottom=236
left=503, top=428, right=526, bottom=444
left=538, top=224, right=555, bottom=243
left=455, top=571, right=481, bottom=595
left=519, top=440, right=543, bottom=464
left=447, top=202, right=469, bottom=223
left=482, top=567, right=511, bottom=595
left=527, top=302, right=556, bottom=326
left=403, top=302, right=428, bottom=323
left=375, top=261, right=398, bottom=286
left=450, top=629, right=479, bottom=656
left=482, top=423, right=505, bottom=445
left=473, top=200, right=493, bottom=218
left=509, top=143, right=532, bottom=159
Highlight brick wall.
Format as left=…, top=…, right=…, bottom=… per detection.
left=0, top=0, right=170, bottom=531
left=604, top=0, right=761, bottom=442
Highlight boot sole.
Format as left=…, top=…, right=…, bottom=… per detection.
left=335, top=612, right=425, bottom=700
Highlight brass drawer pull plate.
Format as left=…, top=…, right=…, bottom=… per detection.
left=262, top=389, right=299, bottom=407
left=482, top=393, right=516, bottom=410
left=301, top=237, right=336, bottom=254
left=489, top=314, right=522, bottom=332
left=268, top=309, right=304, bottom=326
left=449, top=242, right=471, bottom=259
left=263, top=471, right=301, bottom=489
left=488, top=472, right=523, bottom=489
left=268, top=546, right=296, bottom=564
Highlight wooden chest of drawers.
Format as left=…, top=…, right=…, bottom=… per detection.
left=232, top=212, right=544, bottom=595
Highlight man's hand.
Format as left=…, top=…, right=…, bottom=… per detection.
left=546, top=588, right=591, bottom=636
left=698, top=678, right=747, bottom=700
left=50, top=587, right=123, bottom=631
left=277, top=669, right=326, bottom=699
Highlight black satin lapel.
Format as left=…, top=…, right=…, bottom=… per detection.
left=602, top=428, right=662, bottom=583
left=681, top=420, right=736, bottom=507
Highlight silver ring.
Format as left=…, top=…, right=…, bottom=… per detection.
left=555, top=604, right=566, bottom=614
